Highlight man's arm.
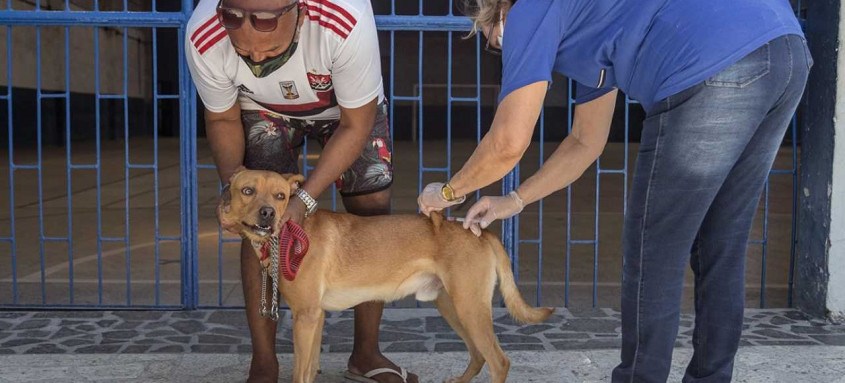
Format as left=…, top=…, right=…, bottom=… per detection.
left=299, top=98, right=378, bottom=199
left=204, top=103, right=245, bottom=184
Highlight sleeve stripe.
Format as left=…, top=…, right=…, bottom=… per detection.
left=307, top=15, right=351, bottom=39
left=198, top=29, right=228, bottom=54
left=190, top=16, right=219, bottom=42
left=305, top=4, right=353, bottom=33
left=305, top=0, right=357, bottom=28
left=192, top=23, right=224, bottom=51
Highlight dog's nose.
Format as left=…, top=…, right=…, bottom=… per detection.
left=259, top=206, right=275, bottom=220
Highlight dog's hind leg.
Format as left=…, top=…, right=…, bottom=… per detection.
left=455, top=301, right=510, bottom=383
left=292, top=308, right=324, bottom=383
left=448, top=272, right=510, bottom=383
left=434, top=292, right=485, bottom=383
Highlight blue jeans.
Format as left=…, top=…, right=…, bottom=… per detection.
left=612, top=34, right=811, bottom=383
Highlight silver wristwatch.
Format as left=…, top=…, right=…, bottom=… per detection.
left=294, top=188, right=318, bottom=217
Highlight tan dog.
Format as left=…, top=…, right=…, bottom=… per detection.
left=221, top=169, right=554, bottom=383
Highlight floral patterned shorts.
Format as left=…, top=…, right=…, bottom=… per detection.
left=240, top=101, right=393, bottom=197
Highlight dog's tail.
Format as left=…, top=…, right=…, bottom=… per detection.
left=487, top=233, right=555, bottom=324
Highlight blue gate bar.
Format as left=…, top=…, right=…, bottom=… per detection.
left=11, top=164, right=38, bottom=170
left=375, top=16, right=471, bottom=32
left=413, top=30, right=425, bottom=197
left=38, top=93, right=67, bottom=99
left=0, top=11, right=186, bottom=27
left=122, top=27, right=132, bottom=306
left=593, top=158, right=601, bottom=306
left=6, top=24, right=15, bottom=305
left=564, top=80, right=573, bottom=306
left=98, top=94, right=127, bottom=99
left=153, top=27, right=161, bottom=306
left=36, top=26, right=46, bottom=304
left=787, top=114, right=799, bottom=307
left=69, top=164, right=98, bottom=169
left=446, top=32, right=454, bottom=189
left=94, top=26, right=104, bottom=305
left=760, top=183, right=770, bottom=307
left=63, top=24, right=73, bottom=304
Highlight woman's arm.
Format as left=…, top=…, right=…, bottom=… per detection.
left=446, top=81, right=549, bottom=197
left=460, top=89, right=618, bottom=230
left=515, top=89, right=617, bottom=204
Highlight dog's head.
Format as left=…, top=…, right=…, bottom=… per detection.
left=219, top=168, right=305, bottom=243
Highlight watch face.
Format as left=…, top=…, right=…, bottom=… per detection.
left=441, top=184, right=453, bottom=201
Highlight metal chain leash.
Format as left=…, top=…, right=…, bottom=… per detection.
left=268, top=235, right=281, bottom=321
left=256, top=237, right=281, bottom=322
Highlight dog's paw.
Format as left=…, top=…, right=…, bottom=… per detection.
left=443, top=377, right=466, bottom=383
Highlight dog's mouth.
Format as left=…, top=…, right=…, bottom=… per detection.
left=242, top=222, right=273, bottom=238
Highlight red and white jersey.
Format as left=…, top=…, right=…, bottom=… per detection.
left=185, top=0, right=384, bottom=120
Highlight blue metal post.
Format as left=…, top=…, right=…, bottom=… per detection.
left=181, top=0, right=198, bottom=309
left=5, top=24, right=18, bottom=304
left=64, top=26, right=74, bottom=304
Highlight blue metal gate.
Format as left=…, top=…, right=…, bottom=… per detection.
left=0, top=0, right=804, bottom=310
left=0, top=0, right=198, bottom=309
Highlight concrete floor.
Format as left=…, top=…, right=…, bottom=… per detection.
left=1, top=347, right=844, bottom=383
left=0, top=137, right=798, bottom=309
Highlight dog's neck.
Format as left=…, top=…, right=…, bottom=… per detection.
left=249, top=236, right=277, bottom=269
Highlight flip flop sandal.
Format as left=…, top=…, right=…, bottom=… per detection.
left=344, top=367, right=409, bottom=383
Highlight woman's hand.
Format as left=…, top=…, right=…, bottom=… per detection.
left=417, top=182, right=464, bottom=216
left=463, top=191, right=525, bottom=234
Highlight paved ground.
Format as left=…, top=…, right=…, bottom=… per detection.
left=2, top=346, right=845, bottom=383
left=0, top=307, right=843, bottom=381
left=1, top=308, right=843, bottom=355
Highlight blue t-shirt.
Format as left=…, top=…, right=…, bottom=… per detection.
left=499, top=0, right=804, bottom=113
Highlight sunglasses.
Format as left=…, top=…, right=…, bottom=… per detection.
left=484, top=10, right=504, bottom=56
left=216, top=0, right=299, bottom=33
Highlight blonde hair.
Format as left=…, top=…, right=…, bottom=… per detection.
left=461, top=0, right=511, bottom=38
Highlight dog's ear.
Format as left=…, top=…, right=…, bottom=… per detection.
left=221, top=183, right=232, bottom=208
left=283, top=174, right=306, bottom=190
left=217, top=183, right=238, bottom=232
left=227, top=166, right=247, bottom=185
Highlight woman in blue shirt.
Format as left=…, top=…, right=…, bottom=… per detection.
left=418, top=0, right=811, bottom=381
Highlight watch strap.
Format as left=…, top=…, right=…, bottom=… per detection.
left=294, top=188, right=318, bottom=217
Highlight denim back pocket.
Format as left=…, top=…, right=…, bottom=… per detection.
left=705, top=43, right=771, bottom=88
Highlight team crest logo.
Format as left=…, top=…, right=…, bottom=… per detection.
left=279, top=81, right=299, bottom=100
left=307, top=72, right=333, bottom=91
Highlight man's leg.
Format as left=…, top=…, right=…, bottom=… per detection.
left=241, top=240, right=279, bottom=383
left=342, top=190, right=419, bottom=383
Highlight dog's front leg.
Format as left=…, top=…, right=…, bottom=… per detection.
left=309, top=311, right=325, bottom=378
left=292, top=308, right=325, bottom=383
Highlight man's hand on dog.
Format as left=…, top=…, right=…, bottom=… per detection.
left=281, top=197, right=307, bottom=227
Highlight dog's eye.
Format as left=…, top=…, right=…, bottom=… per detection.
left=275, top=193, right=286, bottom=200
left=241, top=187, right=254, bottom=196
